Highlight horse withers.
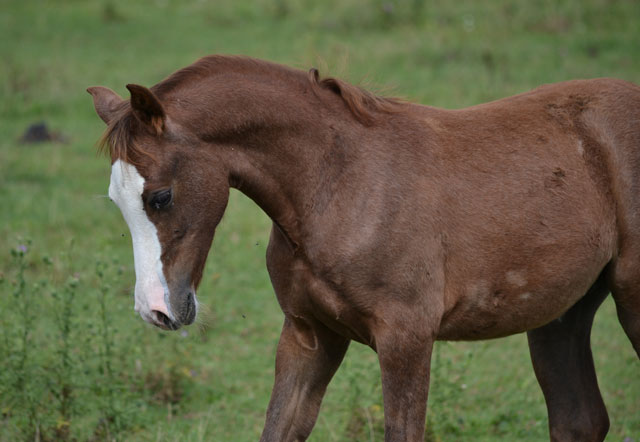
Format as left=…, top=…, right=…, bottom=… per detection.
left=88, top=55, right=640, bottom=441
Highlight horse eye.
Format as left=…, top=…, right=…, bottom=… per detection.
left=150, top=189, right=172, bottom=209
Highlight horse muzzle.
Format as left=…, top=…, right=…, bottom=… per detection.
left=151, top=291, right=197, bottom=330
left=136, top=288, right=197, bottom=330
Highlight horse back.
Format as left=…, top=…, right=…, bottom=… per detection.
left=428, top=78, right=640, bottom=338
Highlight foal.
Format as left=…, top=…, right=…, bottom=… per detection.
left=89, top=55, right=640, bottom=441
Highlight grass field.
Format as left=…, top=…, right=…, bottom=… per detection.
left=1, top=0, right=639, bottom=440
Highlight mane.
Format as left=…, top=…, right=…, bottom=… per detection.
left=307, top=67, right=403, bottom=125
left=99, top=55, right=403, bottom=163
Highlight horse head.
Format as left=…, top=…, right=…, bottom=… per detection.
left=88, top=84, right=229, bottom=330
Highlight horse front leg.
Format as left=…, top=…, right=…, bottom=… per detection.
left=376, top=319, right=436, bottom=442
left=260, top=316, right=350, bottom=442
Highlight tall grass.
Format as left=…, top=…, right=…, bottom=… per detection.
left=0, top=239, right=214, bottom=440
left=0, top=244, right=121, bottom=440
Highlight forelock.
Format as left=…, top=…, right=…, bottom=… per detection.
left=98, top=103, right=156, bottom=166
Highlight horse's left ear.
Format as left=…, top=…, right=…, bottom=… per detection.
left=126, top=84, right=165, bottom=135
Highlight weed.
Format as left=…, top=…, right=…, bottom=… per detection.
left=94, top=259, right=122, bottom=438
left=2, top=241, right=43, bottom=440
left=48, top=271, right=80, bottom=440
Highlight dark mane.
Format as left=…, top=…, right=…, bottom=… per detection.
left=308, top=67, right=403, bottom=125
left=99, top=55, right=403, bottom=163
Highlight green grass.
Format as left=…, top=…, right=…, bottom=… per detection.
left=1, top=0, right=639, bottom=440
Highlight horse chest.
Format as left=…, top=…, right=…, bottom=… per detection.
left=276, top=260, right=376, bottom=345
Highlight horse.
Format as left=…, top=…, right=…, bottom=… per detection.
left=88, top=55, right=640, bottom=442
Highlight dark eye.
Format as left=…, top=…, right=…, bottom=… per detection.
left=149, top=189, right=173, bottom=209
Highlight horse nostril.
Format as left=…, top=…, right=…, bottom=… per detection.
left=183, top=292, right=196, bottom=325
left=152, top=310, right=176, bottom=330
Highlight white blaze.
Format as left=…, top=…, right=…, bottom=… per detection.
left=109, top=160, right=173, bottom=323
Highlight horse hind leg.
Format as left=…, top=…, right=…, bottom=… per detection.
left=616, top=303, right=640, bottom=358
left=526, top=277, right=610, bottom=442
left=610, top=258, right=640, bottom=358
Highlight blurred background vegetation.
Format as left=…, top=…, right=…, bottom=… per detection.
left=1, top=0, right=639, bottom=440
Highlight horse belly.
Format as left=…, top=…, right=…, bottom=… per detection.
left=437, top=283, right=581, bottom=340
left=436, top=238, right=613, bottom=340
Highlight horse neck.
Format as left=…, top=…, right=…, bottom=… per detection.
left=235, top=126, right=352, bottom=246
left=191, top=90, right=363, bottom=249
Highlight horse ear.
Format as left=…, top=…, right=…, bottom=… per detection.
left=87, top=86, right=123, bottom=125
left=126, top=84, right=165, bottom=135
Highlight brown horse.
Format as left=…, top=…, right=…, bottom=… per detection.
left=88, top=55, right=640, bottom=441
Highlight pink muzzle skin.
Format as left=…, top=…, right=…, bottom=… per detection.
left=134, top=279, right=176, bottom=329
